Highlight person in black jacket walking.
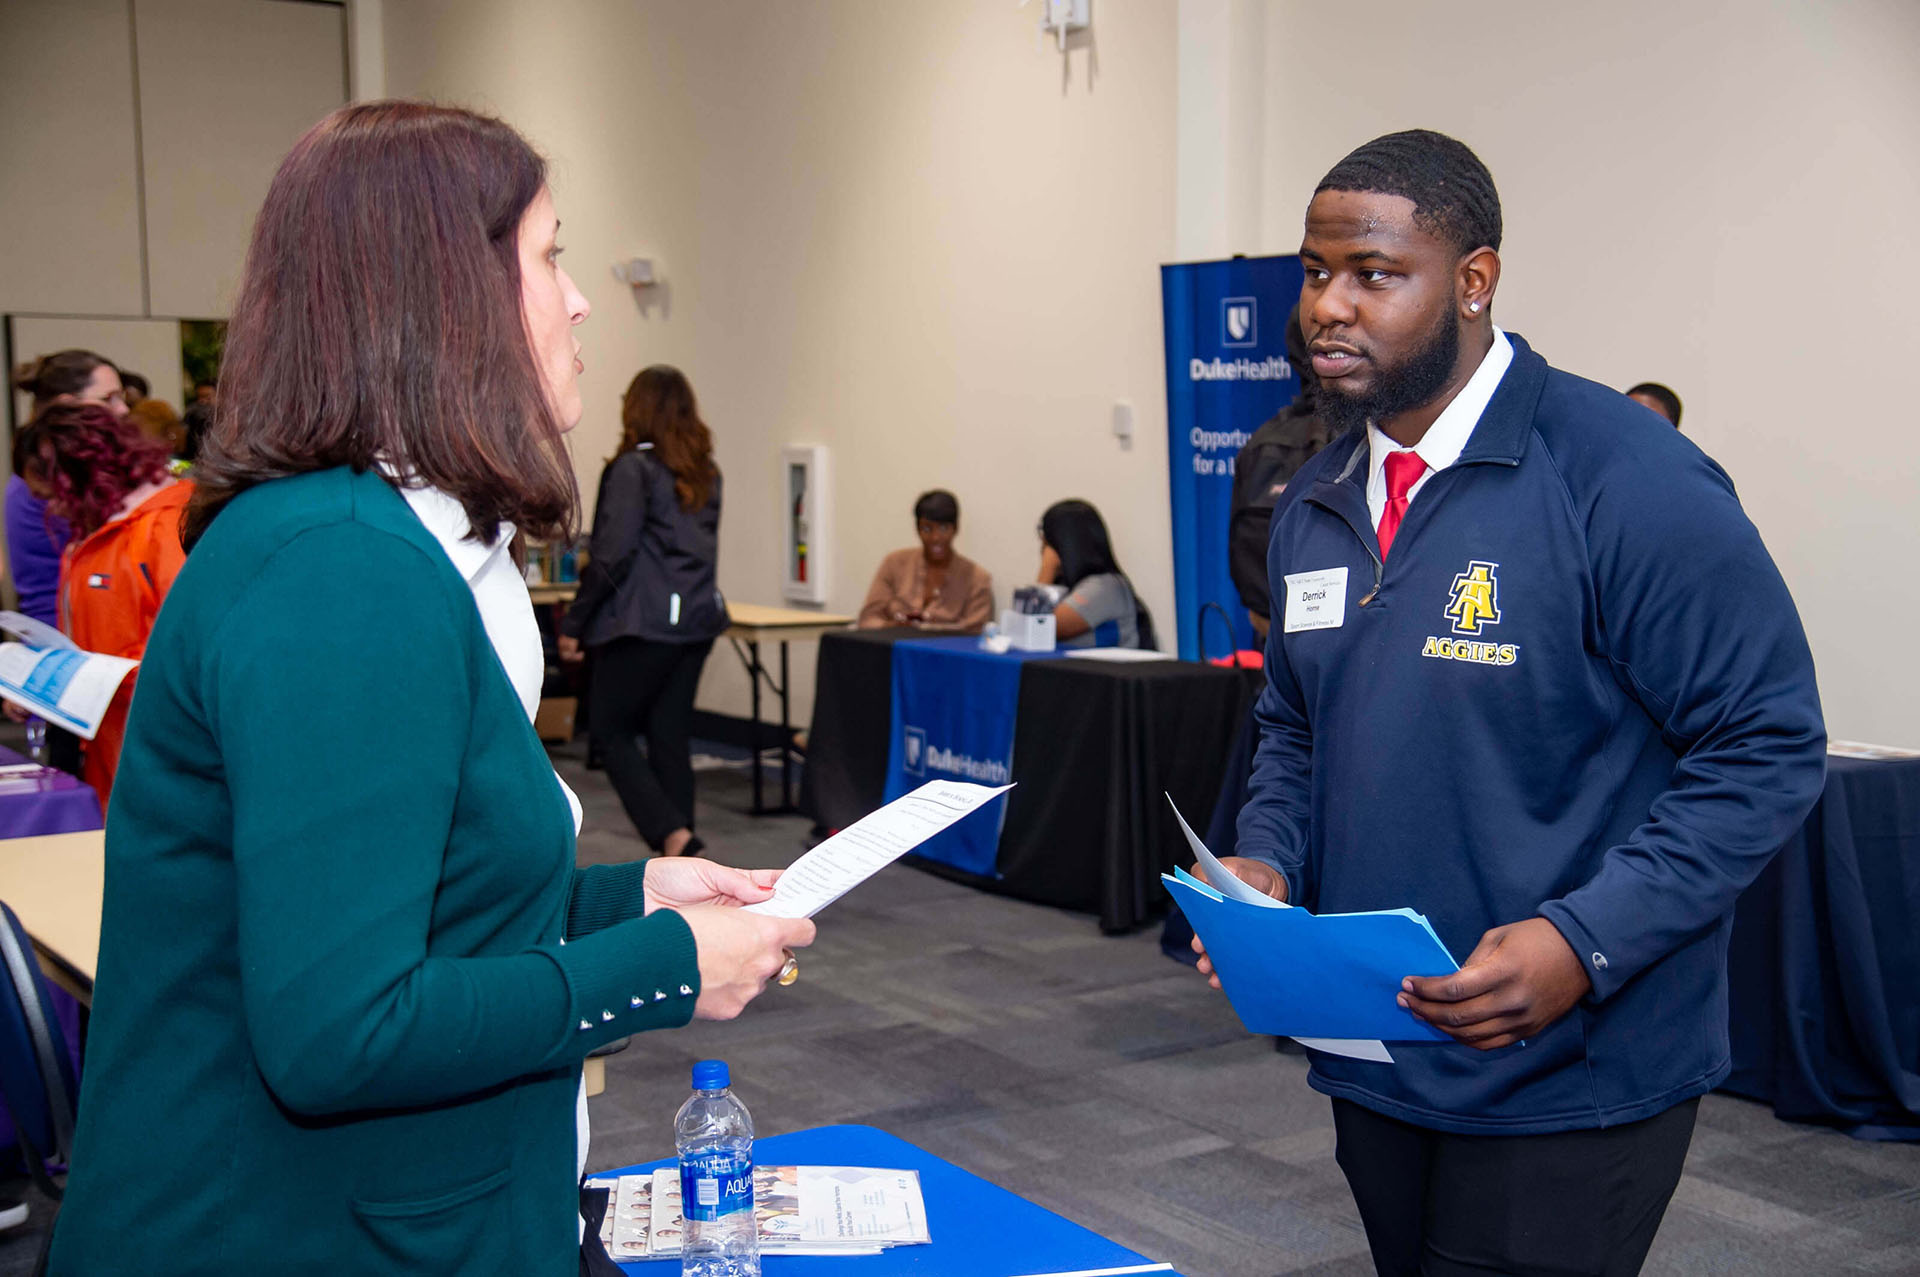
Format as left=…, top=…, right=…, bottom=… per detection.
left=1228, top=304, right=1336, bottom=639
left=560, top=366, right=728, bottom=855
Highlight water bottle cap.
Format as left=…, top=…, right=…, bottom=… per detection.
left=691, top=1059, right=729, bottom=1091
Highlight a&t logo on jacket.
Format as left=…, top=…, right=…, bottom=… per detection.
left=1445, top=561, right=1501, bottom=635
left=1422, top=560, right=1519, bottom=667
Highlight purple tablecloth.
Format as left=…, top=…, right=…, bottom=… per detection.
left=0, top=743, right=103, bottom=837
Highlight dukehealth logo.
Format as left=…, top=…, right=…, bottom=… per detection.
left=1222, top=296, right=1257, bottom=347
left=901, top=724, right=1009, bottom=785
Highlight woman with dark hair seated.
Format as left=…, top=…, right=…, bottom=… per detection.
left=1037, top=498, right=1155, bottom=649
left=856, top=487, right=994, bottom=633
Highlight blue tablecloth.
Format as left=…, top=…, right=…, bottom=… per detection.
left=608, top=1123, right=1176, bottom=1275
left=884, top=637, right=1062, bottom=876
left=1725, top=754, right=1920, bottom=1139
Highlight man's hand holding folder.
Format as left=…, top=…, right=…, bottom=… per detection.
left=1396, top=918, right=1592, bottom=1051
left=1188, top=856, right=1287, bottom=991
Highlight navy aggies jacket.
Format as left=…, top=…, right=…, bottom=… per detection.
left=1237, top=333, right=1825, bottom=1136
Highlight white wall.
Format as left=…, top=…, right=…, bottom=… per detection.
left=0, top=0, right=146, bottom=320
left=0, top=0, right=347, bottom=337
left=385, top=0, right=1181, bottom=725
left=135, top=0, right=350, bottom=319
left=379, top=0, right=1919, bottom=741
left=1249, top=0, right=1920, bottom=743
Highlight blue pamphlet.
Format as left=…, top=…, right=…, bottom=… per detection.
left=1165, top=866, right=1460, bottom=1042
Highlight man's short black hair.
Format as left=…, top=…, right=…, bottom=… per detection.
left=1627, top=382, right=1683, bottom=428
left=913, top=488, right=959, bottom=525
left=1315, top=129, right=1502, bottom=255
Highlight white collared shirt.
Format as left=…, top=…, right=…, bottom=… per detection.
left=1365, top=325, right=1514, bottom=528
left=398, top=483, right=591, bottom=1235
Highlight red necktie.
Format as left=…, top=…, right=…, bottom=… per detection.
left=1376, top=451, right=1428, bottom=559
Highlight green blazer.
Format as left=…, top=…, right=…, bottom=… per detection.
left=51, top=468, right=701, bottom=1276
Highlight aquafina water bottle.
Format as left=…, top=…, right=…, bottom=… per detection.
left=675, top=1059, right=758, bottom=1277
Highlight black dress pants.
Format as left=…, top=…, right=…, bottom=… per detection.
left=1331, top=1096, right=1698, bottom=1276
left=587, top=636, right=714, bottom=850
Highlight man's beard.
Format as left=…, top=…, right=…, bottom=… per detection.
left=1318, top=308, right=1461, bottom=436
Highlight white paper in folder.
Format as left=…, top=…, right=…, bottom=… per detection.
left=1166, top=795, right=1394, bottom=1064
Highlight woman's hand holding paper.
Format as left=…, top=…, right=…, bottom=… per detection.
left=677, top=905, right=817, bottom=1021
left=643, top=857, right=784, bottom=913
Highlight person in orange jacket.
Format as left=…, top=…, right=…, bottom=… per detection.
left=12, top=400, right=193, bottom=807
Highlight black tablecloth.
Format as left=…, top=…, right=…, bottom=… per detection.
left=1724, top=755, right=1920, bottom=1139
left=799, top=631, right=1250, bottom=932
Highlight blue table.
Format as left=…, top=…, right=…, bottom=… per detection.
left=886, top=637, right=1064, bottom=876
left=1724, top=753, right=1920, bottom=1139
left=801, top=630, right=1250, bottom=932
left=608, top=1124, right=1179, bottom=1275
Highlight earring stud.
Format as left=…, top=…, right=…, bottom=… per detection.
left=1468, top=301, right=1482, bottom=313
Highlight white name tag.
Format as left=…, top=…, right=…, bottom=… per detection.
left=1283, top=567, right=1348, bottom=633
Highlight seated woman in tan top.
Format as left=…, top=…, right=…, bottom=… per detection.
left=857, top=488, right=994, bottom=633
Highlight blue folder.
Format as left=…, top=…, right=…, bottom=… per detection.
left=1164, top=867, right=1460, bottom=1042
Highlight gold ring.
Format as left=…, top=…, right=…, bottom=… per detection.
left=777, top=949, right=799, bottom=986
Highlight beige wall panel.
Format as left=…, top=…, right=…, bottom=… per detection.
left=0, top=0, right=146, bottom=317
left=135, top=0, right=347, bottom=319
left=8, top=315, right=184, bottom=429
left=1258, top=0, right=1920, bottom=744
left=386, top=0, right=1180, bottom=727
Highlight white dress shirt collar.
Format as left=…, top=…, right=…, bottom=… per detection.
left=1365, top=325, right=1514, bottom=526
left=399, top=484, right=511, bottom=585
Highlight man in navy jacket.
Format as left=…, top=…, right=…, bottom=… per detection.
left=1194, top=130, right=1826, bottom=1275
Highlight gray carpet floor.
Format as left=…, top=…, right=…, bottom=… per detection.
left=4, top=741, right=1917, bottom=1274
left=572, top=753, right=1920, bottom=1276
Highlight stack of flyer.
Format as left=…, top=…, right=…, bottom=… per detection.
left=0, top=612, right=136, bottom=740
left=589, top=1165, right=930, bottom=1262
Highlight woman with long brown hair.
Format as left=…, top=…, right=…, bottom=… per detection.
left=48, top=103, right=812, bottom=1275
left=559, top=365, right=728, bottom=857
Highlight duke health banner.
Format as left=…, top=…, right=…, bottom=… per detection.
left=884, top=637, right=1060, bottom=876
left=1160, top=255, right=1305, bottom=660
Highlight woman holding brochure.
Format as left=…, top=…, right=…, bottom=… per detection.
left=10, top=400, right=192, bottom=807
left=48, top=102, right=813, bottom=1276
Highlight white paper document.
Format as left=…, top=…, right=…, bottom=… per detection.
left=0, top=611, right=139, bottom=740
left=746, top=780, right=1014, bottom=919
left=1165, top=794, right=1394, bottom=1064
